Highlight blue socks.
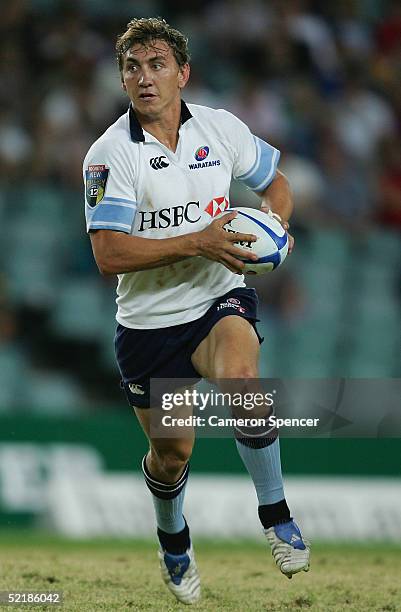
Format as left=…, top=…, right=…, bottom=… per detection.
left=236, top=436, right=291, bottom=527
left=142, top=455, right=190, bottom=553
left=142, top=436, right=289, bottom=543
left=235, top=437, right=285, bottom=505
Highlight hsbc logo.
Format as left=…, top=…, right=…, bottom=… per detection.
left=205, top=197, right=229, bottom=217
left=150, top=156, right=169, bottom=170
left=138, top=201, right=201, bottom=231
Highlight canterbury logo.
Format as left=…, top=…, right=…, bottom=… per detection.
left=149, top=156, right=169, bottom=170
left=128, top=383, right=145, bottom=395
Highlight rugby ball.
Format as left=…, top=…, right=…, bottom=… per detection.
left=223, top=207, right=289, bottom=274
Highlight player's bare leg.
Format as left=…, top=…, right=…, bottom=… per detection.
left=134, top=406, right=201, bottom=604
left=192, top=315, right=310, bottom=578
left=135, top=406, right=194, bottom=483
left=192, top=315, right=260, bottom=380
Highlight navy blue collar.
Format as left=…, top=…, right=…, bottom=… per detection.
left=129, top=100, right=193, bottom=142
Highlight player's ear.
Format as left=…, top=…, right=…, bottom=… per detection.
left=121, top=78, right=127, bottom=92
left=178, top=63, right=190, bottom=89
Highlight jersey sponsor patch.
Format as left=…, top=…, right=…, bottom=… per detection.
left=205, top=196, right=229, bottom=217
left=85, top=164, right=109, bottom=207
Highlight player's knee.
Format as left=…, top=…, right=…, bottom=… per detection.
left=160, top=453, right=190, bottom=479
left=156, top=445, right=192, bottom=479
left=217, top=363, right=258, bottom=379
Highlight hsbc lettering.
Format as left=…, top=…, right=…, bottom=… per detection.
left=138, top=201, right=201, bottom=232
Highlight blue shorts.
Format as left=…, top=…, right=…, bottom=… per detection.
left=115, top=287, right=263, bottom=409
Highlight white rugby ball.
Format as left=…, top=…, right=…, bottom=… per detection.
left=223, top=207, right=289, bottom=274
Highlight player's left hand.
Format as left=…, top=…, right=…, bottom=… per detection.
left=281, top=220, right=294, bottom=255
left=260, top=206, right=294, bottom=254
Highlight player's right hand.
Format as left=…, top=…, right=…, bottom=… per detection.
left=196, top=211, right=258, bottom=274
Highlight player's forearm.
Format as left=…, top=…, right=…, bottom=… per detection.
left=91, top=230, right=201, bottom=275
left=259, top=170, right=293, bottom=222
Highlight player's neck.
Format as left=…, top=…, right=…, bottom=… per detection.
left=137, top=100, right=181, bottom=152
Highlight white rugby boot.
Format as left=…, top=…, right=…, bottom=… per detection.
left=265, top=519, right=310, bottom=579
left=158, top=544, right=201, bottom=604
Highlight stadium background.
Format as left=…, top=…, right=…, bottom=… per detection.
left=0, top=0, right=400, bottom=548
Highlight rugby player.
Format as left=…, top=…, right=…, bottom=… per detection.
left=83, top=17, right=310, bottom=605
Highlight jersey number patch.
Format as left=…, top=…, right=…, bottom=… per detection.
left=85, top=164, right=110, bottom=207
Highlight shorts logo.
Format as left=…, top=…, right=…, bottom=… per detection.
left=195, top=146, right=209, bottom=161
left=150, top=156, right=169, bottom=170
left=217, top=301, right=246, bottom=314
left=205, top=196, right=229, bottom=217
left=85, top=164, right=109, bottom=207
left=128, top=383, right=145, bottom=395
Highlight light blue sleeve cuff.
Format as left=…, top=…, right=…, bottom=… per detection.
left=237, top=136, right=280, bottom=192
left=86, top=197, right=137, bottom=234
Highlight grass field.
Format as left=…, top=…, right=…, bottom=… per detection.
left=0, top=532, right=400, bottom=611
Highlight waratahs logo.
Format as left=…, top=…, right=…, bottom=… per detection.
left=195, top=146, right=209, bottom=161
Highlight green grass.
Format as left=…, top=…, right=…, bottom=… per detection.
left=0, top=532, right=400, bottom=611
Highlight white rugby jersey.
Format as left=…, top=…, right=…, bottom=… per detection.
left=83, top=102, right=280, bottom=329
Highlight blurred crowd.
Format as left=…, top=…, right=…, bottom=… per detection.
left=1, top=0, right=400, bottom=224
left=0, top=0, right=400, bottom=411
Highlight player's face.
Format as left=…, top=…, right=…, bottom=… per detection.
left=121, top=41, right=189, bottom=117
